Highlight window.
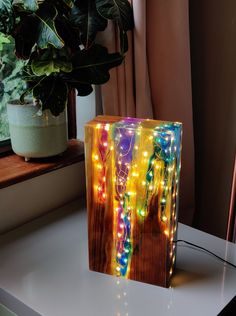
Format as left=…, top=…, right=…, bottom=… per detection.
left=0, top=33, right=26, bottom=143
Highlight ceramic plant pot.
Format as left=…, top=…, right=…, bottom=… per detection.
left=7, top=101, right=68, bottom=160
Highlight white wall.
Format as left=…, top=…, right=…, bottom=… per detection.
left=76, top=90, right=96, bottom=140
left=0, top=161, right=85, bottom=233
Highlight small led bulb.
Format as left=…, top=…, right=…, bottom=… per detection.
left=138, top=209, right=145, bottom=217
left=162, top=215, right=168, bottom=222
left=164, top=229, right=169, bottom=237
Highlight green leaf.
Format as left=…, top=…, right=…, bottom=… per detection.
left=71, top=44, right=123, bottom=84
left=31, top=49, right=72, bottom=76
left=0, top=0, right=14, bottom=34
left=14, top=15, right=39, bottom=59
left=55, top=17, right=81, bottom=50
left=95, top=0, right=133, bottom=31
left=70, top=0, right=107, bottom=49
left=63, top=0, right=74, bottom=8
left=0, top=33, right=11, bottom=51
left=35, top=4, right=64, bottom=49
left=13, top=0, right=39, bottom=12
left=33, top=77, right=68, bottom=116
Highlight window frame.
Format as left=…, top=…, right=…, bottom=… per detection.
left=0, top=139, right=12, bottom=157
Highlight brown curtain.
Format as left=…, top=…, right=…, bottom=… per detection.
left=100, top=0, right=195, bottom=225
left=190, top=0, right=236, bottom=239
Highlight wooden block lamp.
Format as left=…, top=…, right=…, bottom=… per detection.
left=84, top=116, right=182, bottom=287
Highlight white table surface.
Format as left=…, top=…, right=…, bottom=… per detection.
left=0, top=198, right=236, bottom=316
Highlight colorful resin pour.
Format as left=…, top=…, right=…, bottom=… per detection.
left=85, top=116, right=182, bottom=287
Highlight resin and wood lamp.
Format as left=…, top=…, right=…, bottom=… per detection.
left=84, top=116, right=182, bottom=288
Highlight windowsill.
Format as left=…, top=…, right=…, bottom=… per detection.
left=0, top=139, right=84, bottom=189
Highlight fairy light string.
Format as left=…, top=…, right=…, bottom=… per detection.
left=113, top=118, right=141, bottom=276
left=93, top=118, right=182, bottom=280
left=94, top=123, right=111, bottom=203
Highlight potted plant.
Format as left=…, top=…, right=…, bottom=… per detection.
left=0, top=32, right=26, bottom=141
left=0, top=0, right=133, bottom=160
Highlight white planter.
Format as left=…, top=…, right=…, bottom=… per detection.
left=7, top=101, right=68, bottom=159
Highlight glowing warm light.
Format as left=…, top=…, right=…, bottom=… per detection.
left=164, top=229, right=169, bottom=237
left=85, top=116, right=182, bottom=288
left=138, top=209, right=145, bottom=217
left=162, top=215, right=168, bottom=222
